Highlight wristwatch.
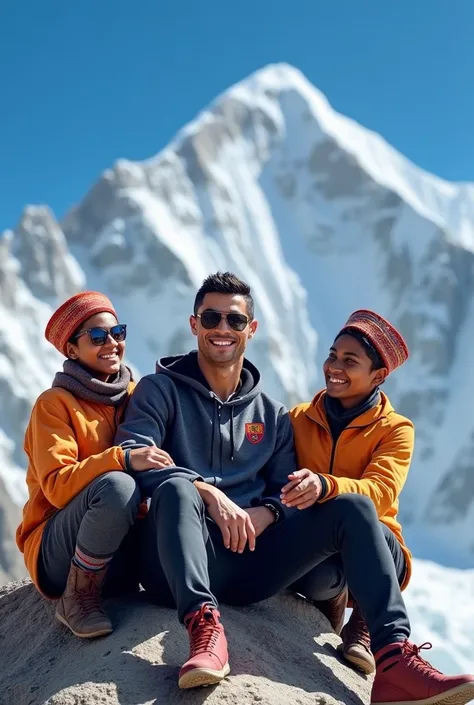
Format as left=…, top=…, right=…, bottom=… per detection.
left=263, top=502, right=281, bottom=523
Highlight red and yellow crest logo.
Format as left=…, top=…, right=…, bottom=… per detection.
left=245, top=422, right=265, bottom=444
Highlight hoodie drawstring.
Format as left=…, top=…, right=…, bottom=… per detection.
left=210, top=402, right=216, bottom=472
left=230, top=406, right=235, bottom=462
left=210, top=399, right=235, bottom=470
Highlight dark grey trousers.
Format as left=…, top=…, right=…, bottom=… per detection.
left=38, top=471, right=141, bottom=597
left=139, top=477, right=410, bottom=654
left=291, top=520, right=407, bottom=600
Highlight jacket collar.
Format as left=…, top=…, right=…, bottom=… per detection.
left=304, top=389, right=394, bottom=430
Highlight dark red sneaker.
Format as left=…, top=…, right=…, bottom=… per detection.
left=372, top=640, right=474, bottom=705
left=178, top=604, right=230, bottom=689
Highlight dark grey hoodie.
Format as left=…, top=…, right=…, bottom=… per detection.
left=115, top=351, right=297, bottom=519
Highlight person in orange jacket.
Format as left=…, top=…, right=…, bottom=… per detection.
left=287, top=310, right=414, bottom=675
left=16, top=291, right=172, bottom=639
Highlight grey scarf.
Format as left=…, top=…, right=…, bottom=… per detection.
left=52, top=359, right=132, bottom=407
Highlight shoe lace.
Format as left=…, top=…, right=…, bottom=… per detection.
left=77, top=572, right=104, bottom=613
left=188, top=606, right=220, bottom=656
left=402, top=641, right=443, bottom=676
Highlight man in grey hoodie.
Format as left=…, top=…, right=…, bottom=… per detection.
left=115, top=272, right=412, bottom=694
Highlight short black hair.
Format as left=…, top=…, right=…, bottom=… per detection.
left=68, top=323, right=83, bottom=344
left=336, top=328, right=385, bottom=371
left=193, top=271, right=254, bottom=319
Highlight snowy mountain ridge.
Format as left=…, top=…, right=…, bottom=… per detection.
left=1, top=63, right=474, bottom=582
left=187, top=64, right=474, bottom=245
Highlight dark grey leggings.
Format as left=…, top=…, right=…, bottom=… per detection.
left=139, top=476, right=410, bottom=653
left=290, top=521, right=407, bottom=601
left=38, top=471, right=141, bottom=597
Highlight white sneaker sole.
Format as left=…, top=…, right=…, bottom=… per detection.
left=373, top=682, right=474, bottom=705
left=178, top=663, right=230, bottom=689
left=55, top=611, right=113, bottom=639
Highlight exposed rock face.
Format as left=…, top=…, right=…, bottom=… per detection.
left=0, top=581, right=372, bottom=705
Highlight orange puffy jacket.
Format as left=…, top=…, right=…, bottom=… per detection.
left=290, top=390, right=414, bottom=589
left=16, top=384, right=134, bottom=592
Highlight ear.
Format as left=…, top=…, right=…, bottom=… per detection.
left=248, top=319, right=258, bottom=339
left=65, top=341, right=79, bottom=360
left=189, top=314, right=198, bottom=338
left=372, top=367, right=388, bottom=386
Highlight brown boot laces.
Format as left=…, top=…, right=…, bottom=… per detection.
left=345, top=606, right=371, bottom=652
left=76, top=572, right=105, bottom=616
left=188, top=606, right=220, bottom=656
left=402, top=641, right=443, bottom=677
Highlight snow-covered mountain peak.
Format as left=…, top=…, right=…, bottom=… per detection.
left=5, top=205, right=84, bottom=303
left=0, top=63, right=473, bottom=573
left=156, top=62, right=474, bottom=251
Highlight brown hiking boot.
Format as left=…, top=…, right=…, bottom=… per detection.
left=338, top=602, right=375, bottom=674
left=55, top=562, right=113, bottom=639
left=312, top=587, right=348, bottom=636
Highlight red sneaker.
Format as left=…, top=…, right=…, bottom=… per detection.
left=372, top=640, right=474, bottom=705
left=178, top=604, right=230, bottom=689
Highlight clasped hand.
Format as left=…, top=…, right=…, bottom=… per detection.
left=128, top=446, right=174, bottom=471
left=280, top=468, right=322, bottom=509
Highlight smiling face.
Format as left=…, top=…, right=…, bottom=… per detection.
left=323, top=333, right=387, bottom=408
left=190, top=292, right=257, bottom=367
left=65, top=312, right=125, bottom=381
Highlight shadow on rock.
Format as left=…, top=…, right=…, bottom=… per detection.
left=0, top=581, right=371, bottom=705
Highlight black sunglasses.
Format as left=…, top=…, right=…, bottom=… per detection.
left=74, top=324, right=127, bottom=346
left=196, top=310, right=250, bottom=332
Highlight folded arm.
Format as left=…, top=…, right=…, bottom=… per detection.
left=115, top=376, right=202, bottom=486
left=317, top=422, right=414, bottom=515
left=282, top=422, right=414, bottom=514
left=27, top=400, right=125, bottom=509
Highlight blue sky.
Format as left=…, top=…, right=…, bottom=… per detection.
left=2, top=0, right=473, bottom=230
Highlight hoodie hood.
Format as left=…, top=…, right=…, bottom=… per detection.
left=156, top=351, right=261, bottom=405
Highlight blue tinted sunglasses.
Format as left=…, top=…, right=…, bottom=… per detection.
left=74, top=324, right=127, bottom=346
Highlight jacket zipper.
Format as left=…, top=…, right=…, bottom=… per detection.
left=321, top=423, right=369, bottom=475
left=306, top=400, right=385, bottom=475
left=328, top=436, right=338, bottom=475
